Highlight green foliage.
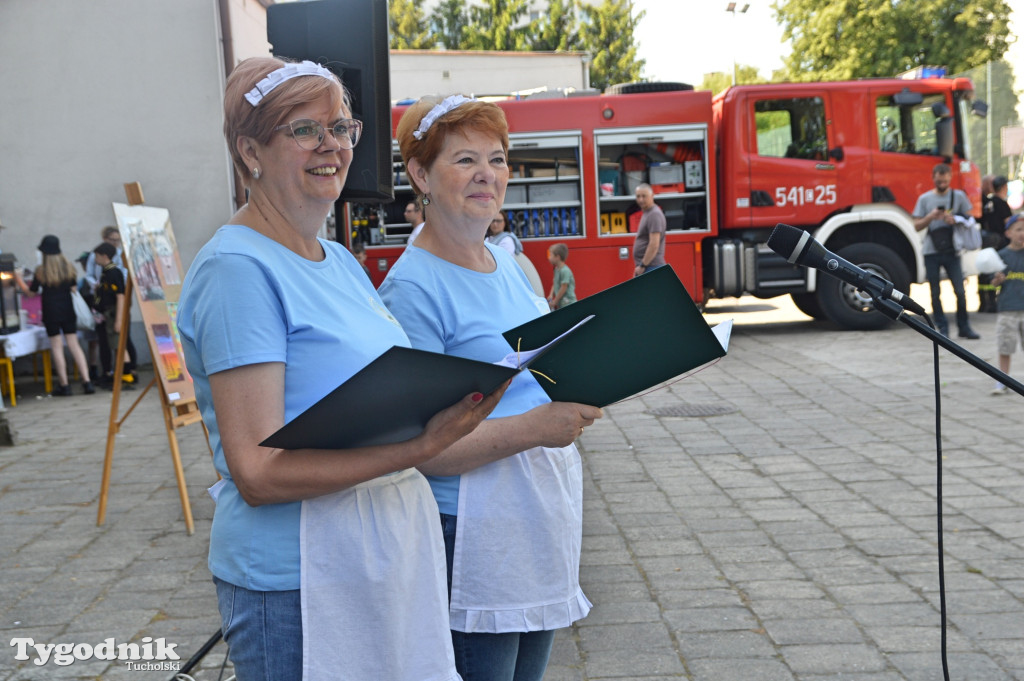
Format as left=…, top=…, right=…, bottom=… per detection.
left=773, top=0, right=1013, bottom=81
left=395, top=0, right=646, bottom=93
left=578, top=0, right=645, bottom=91
left=429, top=0, right=471, bottom=50
left=698, top=65, right=766, bottom=94
left=957, top=59, right=1023, bottom=177
left=529, top=0, right=583, bottom=52
left=463, top=0, right=532, bottom=51
left=389, top=0, right=433, bottom=49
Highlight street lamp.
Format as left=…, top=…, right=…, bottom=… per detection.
left=725, top=3, right=750, bottom=86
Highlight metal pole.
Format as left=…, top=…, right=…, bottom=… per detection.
left=986, top=60, right=993, bottom=175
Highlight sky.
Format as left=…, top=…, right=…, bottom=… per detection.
left=631, top=0, right=789, bottom=85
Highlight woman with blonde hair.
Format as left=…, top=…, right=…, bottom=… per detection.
left=16, top=235, right=93, bottom=396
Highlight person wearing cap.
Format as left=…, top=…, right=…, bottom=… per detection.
left=980, top=175, right=1013, bottom=312
left=14, top=235, right=94, bottom=396
left=176, top=57, right=504, bottom=681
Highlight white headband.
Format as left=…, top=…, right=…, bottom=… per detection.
left=244, top=61, right=337, bottom=107
left=412, top=95, right=476, bottom=140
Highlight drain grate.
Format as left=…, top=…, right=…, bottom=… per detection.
left=647, top=403, right=737, bottom=418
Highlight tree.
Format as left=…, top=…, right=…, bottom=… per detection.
left=463, top=0, right=532, bottom=51
left=529, top=0, right=583, bottom=52
left=389, top=0, right=433, bottom=49
left=578, top=0, right=645, bottom=91
left=957, top=59, right=1022, bottom=178
left=430, top=0, right=471, bottom=50
left=698, top=65, right=766, bottom=94
left=772, top=0, right=1013, bottom=82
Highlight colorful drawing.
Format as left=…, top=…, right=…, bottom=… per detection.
left=152, top=323, right=185, bottom=382
left=112, top=203, right=194, bottom=403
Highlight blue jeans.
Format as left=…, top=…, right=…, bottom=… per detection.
left=214, top=576, right=302, bottom=681
left=924, top=251, right=970, bottom=333
left=440, top=513, right=556, bottom=681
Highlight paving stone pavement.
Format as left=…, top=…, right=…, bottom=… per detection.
left=1, top=285, right=1022, bottom=680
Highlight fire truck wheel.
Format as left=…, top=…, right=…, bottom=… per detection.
left=604, top=82, right=694, bottom=95
left=790, top=293, right=826, bottom=319
left=816, top=243, right=911, bottom=331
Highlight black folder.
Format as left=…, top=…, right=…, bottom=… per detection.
left=503, top=265, right=726, bottom=407
left=260, top=347, right=519, bottom=450
left=262, top=266, right=726, bottom=450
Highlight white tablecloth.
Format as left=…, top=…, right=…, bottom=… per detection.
left=2, top=326, right=50, bottom=359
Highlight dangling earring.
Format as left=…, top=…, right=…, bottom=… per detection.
left=421, top=195, right=430, bottom=206
left=252, top=167, right=261, bottom=180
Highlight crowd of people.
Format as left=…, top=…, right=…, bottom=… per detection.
left=11, top=227, right=138, bottom=397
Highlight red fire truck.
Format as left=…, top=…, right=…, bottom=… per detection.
left=348, top=76, right=984, bottom=330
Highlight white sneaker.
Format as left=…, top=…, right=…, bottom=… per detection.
left=990, top=384, right=1007, bottom=395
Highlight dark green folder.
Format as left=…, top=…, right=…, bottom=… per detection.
left=261, top=347, right=519, bottom=451
left=262, top=266, right=724, bottom=450
left=503, top=266, right=725, bottom=407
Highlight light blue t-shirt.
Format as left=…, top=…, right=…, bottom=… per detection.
left=177, top=225, right=409, bottom=591
left=378, top=243, right=553, bottom=515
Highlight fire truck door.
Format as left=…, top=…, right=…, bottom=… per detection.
left=869, top=87, right=958, bottom=211
left=747, top=93, right=841, bottom=228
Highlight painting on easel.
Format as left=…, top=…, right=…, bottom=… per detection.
left=112, top=203, right=194, bottom=403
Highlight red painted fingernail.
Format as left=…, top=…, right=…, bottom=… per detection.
left=471, top=393, right=483, bottom=402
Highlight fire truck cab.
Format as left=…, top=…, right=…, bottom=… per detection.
left=711, top=77, right=982, bottom=328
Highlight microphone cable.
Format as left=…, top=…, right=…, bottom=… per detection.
left=928, top=321, right=951, bottom=681
left=918, top=310, right=951, bottom=681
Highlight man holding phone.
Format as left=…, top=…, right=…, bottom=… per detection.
left=912, top=163, right=979, bottom=338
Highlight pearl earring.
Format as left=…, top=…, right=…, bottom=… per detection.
left=252, top=167, right=261, bottom=180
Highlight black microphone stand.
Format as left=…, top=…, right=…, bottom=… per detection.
left=872, top=295, right=1021, bottom=681
left=872, top=297, right=1024, bottom=396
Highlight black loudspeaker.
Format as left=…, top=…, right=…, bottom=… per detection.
left=267, top=0, right=393, bottom=204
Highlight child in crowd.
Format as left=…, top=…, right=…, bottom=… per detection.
left=351, top=241, right=372, bottom=280
left=991, top=213, right=1024, bottom=394
left=547, top=242, right=576, bottom=310
left=93, top=242, right=136, bottom=388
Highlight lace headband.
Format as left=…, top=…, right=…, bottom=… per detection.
left=412, top=95, right=476, bottom=139
left=244, top=61, right=337, bottom=107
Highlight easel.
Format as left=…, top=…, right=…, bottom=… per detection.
left=97, top=182, right=212, bottom=535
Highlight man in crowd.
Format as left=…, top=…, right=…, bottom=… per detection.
left=912, top=163, right=979, bottom=339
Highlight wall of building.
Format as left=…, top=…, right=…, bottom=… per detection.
left=0, top=0, right=233, bottom=273
left=389, top=50, right=590, bottom=101
left=223, top=0, right=274, bottom=69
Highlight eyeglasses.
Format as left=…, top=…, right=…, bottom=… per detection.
left=274, top=118, right=362, bottom=150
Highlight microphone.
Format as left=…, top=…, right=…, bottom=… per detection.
left=767, top=223, right=926, bottom=316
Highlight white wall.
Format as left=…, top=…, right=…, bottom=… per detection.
left=0, top=0, right=233, bottom=272
left=390, top=50, right=589, bottom=101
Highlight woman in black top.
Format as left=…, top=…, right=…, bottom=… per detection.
left=16, top=235, right=94, bottom=396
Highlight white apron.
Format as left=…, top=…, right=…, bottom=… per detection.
left=449, top=445, right=592, bottom=633
left=300, top=468, right=461, bottom=681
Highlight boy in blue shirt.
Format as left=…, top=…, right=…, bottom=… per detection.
left=991, top=214, right=1024, bottom=394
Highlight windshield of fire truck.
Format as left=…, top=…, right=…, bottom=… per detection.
left=874, top=93, right=947, bottom=156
